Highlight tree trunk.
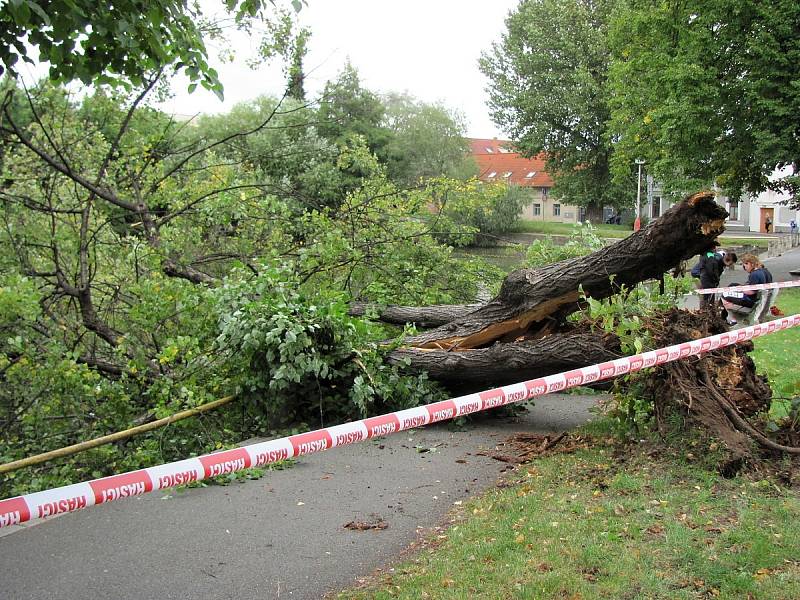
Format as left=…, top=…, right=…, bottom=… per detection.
left=359, top=192, right=787, bottom=463
left=388, top=330, right=620, bottom=392
left=348, top=302, right=481, bottom=328
left=401, top=191, right=726, bottom=350
left=375, top=191, right=728, bottom=393
left=583, top=200, right=604, bottom=224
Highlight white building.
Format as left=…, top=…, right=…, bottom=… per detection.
left=738, top=166, right=799, bottom=233
left=644, top=168, right=799, bottom=233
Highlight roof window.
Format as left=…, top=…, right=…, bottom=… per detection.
left=503, top=171, right=513, bottom=178
left=487, top=171, right=497, bottom=178
left=526, top=171, right=536, bottom=178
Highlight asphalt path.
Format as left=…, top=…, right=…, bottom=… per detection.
left=0, top=394, right=602, bottom=600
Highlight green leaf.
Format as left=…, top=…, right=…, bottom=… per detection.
left=27, top=1, right=51, bottom=25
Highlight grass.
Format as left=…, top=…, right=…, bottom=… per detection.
left=451, top=246, right=526, bottom=274
left=337, top=291, right=800, bottom=600
left=510, top=221, right=629, bottom=238
left=751, top=288, right=800, bottom=415
left=720, top=237, right=770, bottom=249
left=338, top=437, right=800, bottom=599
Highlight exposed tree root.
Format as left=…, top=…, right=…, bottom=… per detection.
left=702, top=372, right=800, bottom=455
left=642, top=308, right=800, bottom=467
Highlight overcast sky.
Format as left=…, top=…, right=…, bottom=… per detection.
left=160, top=0, right=519, bottom=139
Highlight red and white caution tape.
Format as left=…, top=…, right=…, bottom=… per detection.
left=2, top=314, right=799, bottom=529
left=693, top=279, right=800, bottom=295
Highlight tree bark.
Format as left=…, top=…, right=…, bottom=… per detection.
left=583, top=200, right=604, bottom=224
left=348, top=302, right=481, bottom=328
left=388, top=330, right=620, bottom=392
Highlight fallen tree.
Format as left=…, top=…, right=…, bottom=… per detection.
left=366, top=191, right=728, bottom=389
left=389, top=330, right=620, bottom=391
left=358, top=191, right=797, bottom=465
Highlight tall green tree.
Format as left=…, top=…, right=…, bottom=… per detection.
left=317, top=61, right=390, bottom=156
left=607, top=0, right=800, bottom=206
left=381, top=93, right=473, bottom=188
left=480, top=0, right=627, bottom=220
left=315, top=62, right=393, bottom=199
left=285, top=27, right=309, bottom=101
left=195, top=94, right=344, bottom=210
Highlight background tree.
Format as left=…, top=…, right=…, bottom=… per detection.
left=428, top=178, right=529, bottom=247
left=285, top=28, right=310, bottom=101
left=316, top=62, right=390, bottom=155
left=194, top=94, right=344, bottom=211
left=314, top=62, right=394, bottom=198
left=381, top=93, right=473, bottom=188
left=480, top=0, right=627, bottom=221
left=607, top=0, right=800, bottom=206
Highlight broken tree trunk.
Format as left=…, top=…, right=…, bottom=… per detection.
left=389, top=330, right=620, bottom=391
left=373, top=191, right=728, bottom=393
left=402, top=191, right=727, bottom=350
left=361, top=191, right=789, bottom=464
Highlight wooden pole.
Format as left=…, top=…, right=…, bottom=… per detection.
left=0, top=395, right=237, bottom=476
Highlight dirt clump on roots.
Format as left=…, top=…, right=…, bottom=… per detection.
left=641, top=307, right=799, bottom=477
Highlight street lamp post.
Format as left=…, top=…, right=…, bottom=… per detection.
left=634, top=158, right=645, bottom=232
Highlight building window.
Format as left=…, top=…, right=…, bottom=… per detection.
left=728, top=201, right=739, bottom=221
left=533, top=203, right=541, bottom=216
left=651, top=196, right=661, bottom=219
left=540, top=187, right=549, bottom=200
left=553, top=203, right=561, bottom=217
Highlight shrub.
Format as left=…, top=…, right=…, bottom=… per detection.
left=213, top=264, right=445, bottom=427
left=524, top=221, right=606, bottom=267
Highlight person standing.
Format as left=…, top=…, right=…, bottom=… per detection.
left=765, top=215, right=773, bottom=233
left=721, top=254, right=773, bottom=325
left=696, top=250, right=736, bottom=309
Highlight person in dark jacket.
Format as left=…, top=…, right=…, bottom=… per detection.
left=695, top=248, right=737, bottom=309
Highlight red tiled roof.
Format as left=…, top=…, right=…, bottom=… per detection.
left=468, top=138, right=554, bottom=188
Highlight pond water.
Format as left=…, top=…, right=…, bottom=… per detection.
left=452, top=233, right=573, bottom=272
left=452, top=245, right=527, bottom=272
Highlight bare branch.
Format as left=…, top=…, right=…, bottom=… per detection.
left=96, top=71, right=162, bottom=185
left=0, top=102, right=138, bottom=212
left=162, top=258, right=217, bottom=285
left=146, top=90, right=292, bottom=195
